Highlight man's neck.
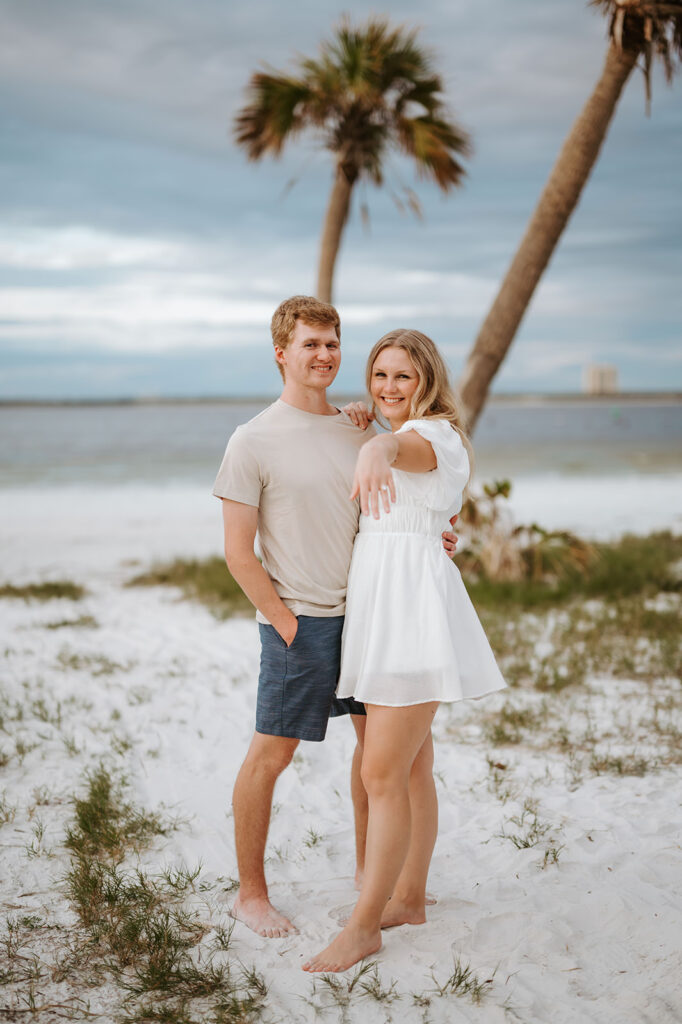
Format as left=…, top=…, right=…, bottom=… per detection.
left=279, top=382, right=338, bottom=416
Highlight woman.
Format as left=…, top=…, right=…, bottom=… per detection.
left=302, top=330, right=507, bottom=973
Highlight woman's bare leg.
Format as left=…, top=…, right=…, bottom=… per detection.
left=350, top=714, right=368, bottom=888
left=302, top=702, right=438, bottom=973
left=380, top=731, right=437, bottom=927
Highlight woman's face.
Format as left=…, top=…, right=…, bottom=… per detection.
left=370, top=346, right=420, bottom=429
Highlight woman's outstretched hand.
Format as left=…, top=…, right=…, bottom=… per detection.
left=343, top=401, right=375, bottom=431
left=350, top=435, right=398, bottom=518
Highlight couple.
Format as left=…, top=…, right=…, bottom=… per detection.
left=213, top=294, right=506, bottom=973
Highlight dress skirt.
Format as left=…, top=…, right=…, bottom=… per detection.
left=336, top=507, right=507, bottom=707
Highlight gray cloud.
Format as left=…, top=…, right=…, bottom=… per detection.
left=0, top=0, right=680, bottom=397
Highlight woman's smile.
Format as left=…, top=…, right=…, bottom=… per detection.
left=370, top=348, right=420, bottom=426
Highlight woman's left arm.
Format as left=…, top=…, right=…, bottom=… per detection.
left=349, top=430, right=436, bottom=519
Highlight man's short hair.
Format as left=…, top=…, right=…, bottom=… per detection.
left=270, top=295, right=341, bottom=380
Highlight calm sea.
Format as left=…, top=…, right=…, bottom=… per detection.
left=1, top=398, right=681, bottom=487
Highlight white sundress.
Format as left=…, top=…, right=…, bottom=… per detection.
left=336, top=418, right=507, bottom=707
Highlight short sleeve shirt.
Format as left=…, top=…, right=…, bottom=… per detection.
left=213, top=399, right=374, bottom=622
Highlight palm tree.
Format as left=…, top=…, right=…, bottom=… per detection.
left=458, top=1, right=682, bottom=432
left=234, top=17, right=470, bottom=303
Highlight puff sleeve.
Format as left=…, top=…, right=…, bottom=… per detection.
left=396, top=418, right=470, bottom=512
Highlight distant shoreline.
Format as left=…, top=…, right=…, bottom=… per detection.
left=1, top=391, right=680, bottom=408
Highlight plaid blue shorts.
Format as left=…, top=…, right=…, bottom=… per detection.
left=256, top=615, right=365, bottom=742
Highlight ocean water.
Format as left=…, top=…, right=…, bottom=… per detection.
left=1, top=398, right=681, bottom=487
left=1, top=399, right=681, bottom=546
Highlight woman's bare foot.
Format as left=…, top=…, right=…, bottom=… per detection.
left=231, top=894, right=297, bottom=937
left=380, top=897, right=426, bottom=929
left=355, top=870, right=435, bottom=905
left=302, top=923, right=381, bottom=973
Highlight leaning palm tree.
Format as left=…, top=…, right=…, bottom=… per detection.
left=458, top=1, right=682, bottom=432
left=234, top=17, right=470, bottom=303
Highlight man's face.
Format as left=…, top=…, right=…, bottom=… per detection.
left=275, top=320, right=341, bottom=389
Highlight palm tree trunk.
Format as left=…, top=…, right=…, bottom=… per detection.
left=458, top=40, right=639, bottom=432
left=316, top=164, right=355, bottom=303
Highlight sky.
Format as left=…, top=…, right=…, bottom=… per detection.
left=1, top=0, right=680, bottom=399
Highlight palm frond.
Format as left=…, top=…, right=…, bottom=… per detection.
left=397, top=116, right=470, bottom=190
left=590, top=0, right=682, bottom=104
left=394, top=76, right=444, bottom=117
left=325, top=17, right=430, bottom=92
left=233, top=71, right=313, bottom=159
left=234, top=15, right=470, bottom=198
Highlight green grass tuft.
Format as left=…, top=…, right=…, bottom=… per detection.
left=65, top=765, right=168, bottom=860
left=126, top=557, right=251, bottom=618
left=60, top=766, right=266, bottom=1023
left=0, top=580, right=86, bottom=601
left=428, top=956, right=492, bottom=1005
left=589, top=752, right=653, bottom=776
left=127, top=533, right=682, bottom=624
left=57, top=649, right=129, bottom=675
left=468, top=531, right=682, bottom=611
left=484, top=704, right=546, bottom=745
left=45, top=615, right=98, bottom=630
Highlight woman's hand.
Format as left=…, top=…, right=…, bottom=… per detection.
left=343, top=401, right=374, bottom=431
left=350, top=435, right=399, bottom=518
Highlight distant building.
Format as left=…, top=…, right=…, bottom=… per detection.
left=582, top=363, right=619, bottom=395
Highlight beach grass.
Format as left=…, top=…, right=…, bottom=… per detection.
left=428, top=957, right=493, bottom=1005
left=65, top=765, right=170, bottom=860
left=45, top=614, right=99, bottom=630
left=56, top=648, right=131, bottom=675
left=478, top=572, right=681, bottom=698
left=0, top=580, right=86, bottom=601
left=59, top=766, right=268, bottom=1023
left=468, top=530, right=682, bottom=610
left=126, top=531, right=682, bottom=621
left=306, top=961, right=406, bottom=1018
left=126, top=556, right=251, bottom=618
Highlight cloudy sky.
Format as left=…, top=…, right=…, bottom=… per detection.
left=1, top=0, right=680, bottom=399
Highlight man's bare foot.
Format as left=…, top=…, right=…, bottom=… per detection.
left=380, top=897, right=427, bottom=929
left=230, top=894, right=297, bottom=938
left=425, top=892, right=437, bottom=906
left=302, top=923, right=381, bottom=973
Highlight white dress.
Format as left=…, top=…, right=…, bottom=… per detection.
left=337, top=418, right=507, bottom=707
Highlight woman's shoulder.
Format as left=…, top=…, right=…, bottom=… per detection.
left=398, top=417, right=460, bottom=444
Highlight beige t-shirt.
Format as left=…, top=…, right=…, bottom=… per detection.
left=212, top=399, right=374, bottom=622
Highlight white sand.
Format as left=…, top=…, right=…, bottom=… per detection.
left=1, top=480, right=681, bottom=1021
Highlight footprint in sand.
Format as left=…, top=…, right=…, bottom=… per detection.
left=469, top=911, right=550, bottom=955
left=328, top=893, right=442, bottom=926
left=581, top=939, right=638, bottom=976
left=328, top=903, right=355, bottom=925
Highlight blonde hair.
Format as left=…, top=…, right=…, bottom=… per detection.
left=366, top=328, right=474, bottom=475
left=270, top=295, right=341, bottom=381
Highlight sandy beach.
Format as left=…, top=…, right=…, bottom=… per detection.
left=1, top=481, right=681, bottom=1022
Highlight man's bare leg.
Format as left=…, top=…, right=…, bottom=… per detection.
left=380, top=731, right=438, bottom=928
left=231, top=731, right=299, bottom=937
left=350, top=714, right=368, bottom=889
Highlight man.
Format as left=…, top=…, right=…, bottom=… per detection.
left=213, top=295, right=456, bottom=937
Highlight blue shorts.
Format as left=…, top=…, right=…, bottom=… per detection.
left=256, top=615, right=366, bottom=742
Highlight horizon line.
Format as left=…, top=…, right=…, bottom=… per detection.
left=1, top=390, right=681, bottom=407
